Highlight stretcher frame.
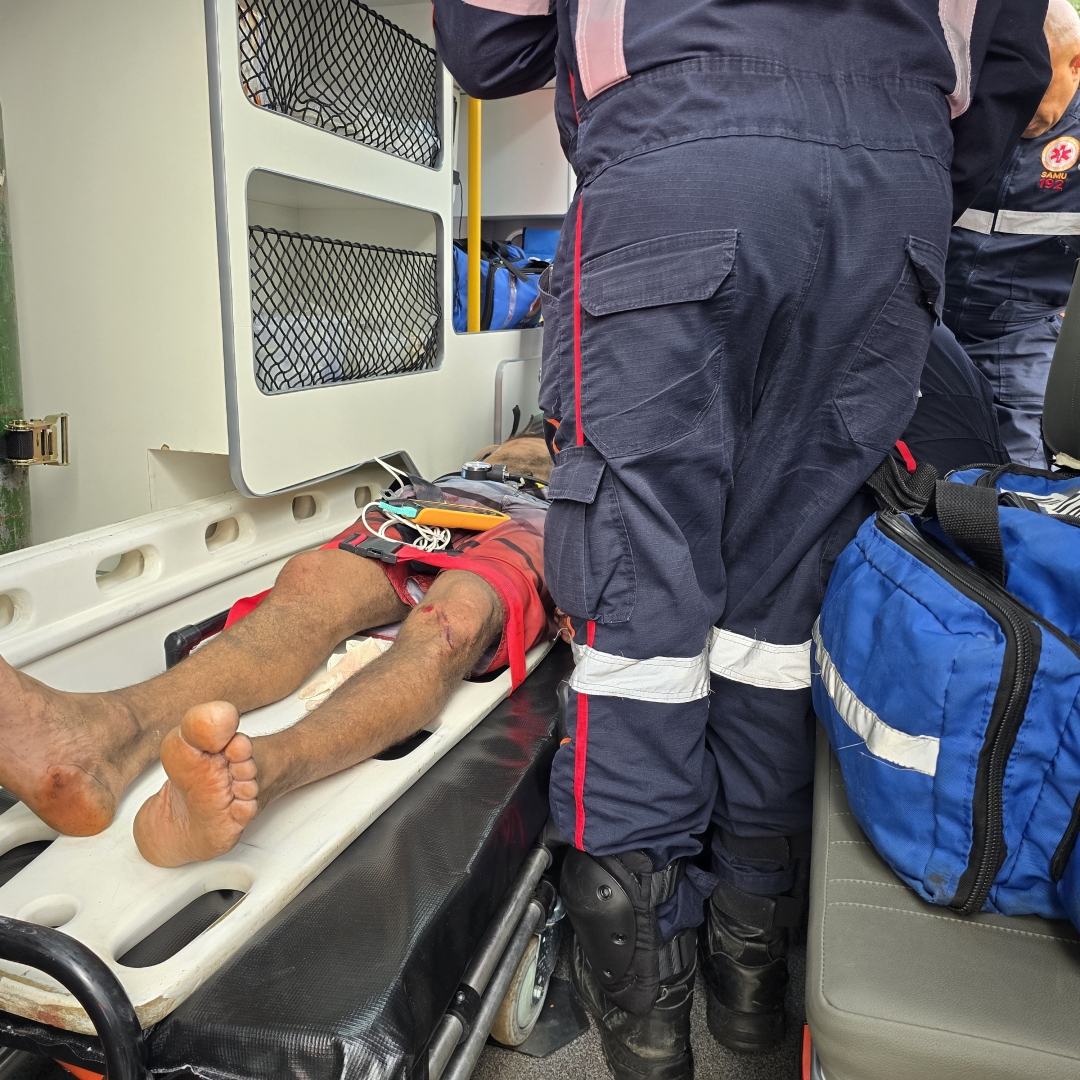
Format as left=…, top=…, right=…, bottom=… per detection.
left=0, top=469, right=551, bottom=1036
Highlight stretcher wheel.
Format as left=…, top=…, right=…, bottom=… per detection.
left=489, top=934, right=547, bottom=1046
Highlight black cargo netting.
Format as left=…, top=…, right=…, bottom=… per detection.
left=248, top=225, right=440, bottom=393
left=238, top=0, right=441, bottom=167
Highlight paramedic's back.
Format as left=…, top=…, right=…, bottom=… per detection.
left=432, top=3, right=1051, bottom=1079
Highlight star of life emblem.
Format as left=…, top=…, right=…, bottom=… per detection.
left=1042, top=136, right=1080, bottom=172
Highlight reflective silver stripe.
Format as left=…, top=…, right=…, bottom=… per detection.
left=574, top=0, right=629, bottom=100
left=462, top=0, right=551, bottom=13
left=939, top=0, right=978, bottom=119
left=954, top=208, right=995, bottom=234
left=993, top=210, right=1080, bottom=236
left=812, top=622, right=940, bottom=776
left=708, top=628, right=811, bottom=691
left=569, top=643, right=710, bottom=703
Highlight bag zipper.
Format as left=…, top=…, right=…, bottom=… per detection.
left=875, top=513, right=1040, bottom=914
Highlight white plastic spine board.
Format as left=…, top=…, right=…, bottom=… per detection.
left=0, top=640, right=551, bottom=1034
left=204, top=0, right=543, bottom=497
left=0, top=469, right=553, bottom=1032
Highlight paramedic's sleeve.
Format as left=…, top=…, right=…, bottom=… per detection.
left=433, top=0, right=557, bottom=99
left=951, top=0, right=1051, bottom=221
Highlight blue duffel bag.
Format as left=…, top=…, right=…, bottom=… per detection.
left=452, top=240, right=546, bottom=333
left=813, top=458, right=1080, bottom=927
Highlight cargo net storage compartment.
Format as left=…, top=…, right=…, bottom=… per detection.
left=249, top=224, right=440, bottom=393
left=238, top=0, right=441, bottom=167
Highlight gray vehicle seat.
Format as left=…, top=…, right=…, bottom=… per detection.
left=806, top=730, right=1080, bottom=1080
left=1043, top=261, right=1080, bottom=463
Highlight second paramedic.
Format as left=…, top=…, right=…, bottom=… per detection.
left=433, top=2, right=1050, bottom=1077
left=947, top=0, right=1080, bottom=466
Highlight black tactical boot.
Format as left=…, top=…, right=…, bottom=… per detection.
left=700, top=878, right=797, bottom=1053
left=570, top=932, right=695, bottom=1080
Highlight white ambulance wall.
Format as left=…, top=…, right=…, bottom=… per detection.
left=0, top=0, right=228, bottom=545
left=456, top=88, right=574, bottom=221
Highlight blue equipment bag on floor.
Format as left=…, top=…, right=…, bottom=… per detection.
left=813, top=458, right=1080, bottom=927
left=452, top=240, right=546, bottom=333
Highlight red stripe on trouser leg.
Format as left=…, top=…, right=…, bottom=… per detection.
left=573, top=620, right=596, bottom=849
left=573, top=197, right=585, bottom=448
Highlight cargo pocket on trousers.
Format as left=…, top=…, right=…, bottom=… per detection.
left=835, top=236, right=944, bottom=452
left=578, top=230, right=738, bottom=457
left=544, top=443, right=636, bottom=624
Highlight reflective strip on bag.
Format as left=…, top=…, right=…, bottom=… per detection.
left=938, top=0, right=978, bottom=118
left=993, top=210, right=1080, bottom=236
left=812, top=622, right=940, bottom=776
left=569, top=643, right=710, bottom=703
left=954, top=208, right=994, bottom=234
left=708, top=628, right=812, bottom=691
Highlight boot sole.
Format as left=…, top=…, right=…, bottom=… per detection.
left=704, top=981, right=785, bottom=1055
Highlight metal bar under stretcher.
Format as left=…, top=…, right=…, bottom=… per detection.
left=427, top=845, right=551, bottom=1079
left=0, top=916, right=148, bottom=1080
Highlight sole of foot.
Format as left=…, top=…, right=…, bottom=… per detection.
left=133, top=701, right=258, bottom=868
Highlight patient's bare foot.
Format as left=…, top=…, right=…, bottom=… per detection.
left=0, top=654, right=141, bottom=836
left=134, top=702, right=258, bottom=867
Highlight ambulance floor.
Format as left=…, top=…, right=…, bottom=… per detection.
left=475, top=939, right=807, bottom=1080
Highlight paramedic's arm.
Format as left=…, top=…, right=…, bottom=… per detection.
left=432, top=0, right=557, bottom=99
left=951, top=0, right=1051, bottom=220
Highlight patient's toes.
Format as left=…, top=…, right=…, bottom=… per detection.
left=180, top=701, right=240, bottom=755
left=133, top=702, right=258, bottom=868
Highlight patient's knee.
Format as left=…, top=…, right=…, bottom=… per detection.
left=273, top=549, right=338, bottom=603
left=411, top=576, right=502, bottom=656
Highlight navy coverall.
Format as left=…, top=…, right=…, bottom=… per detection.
left=947, top=88, right=1080, bottom=466
left=434, top=0, right=1050, bottom=931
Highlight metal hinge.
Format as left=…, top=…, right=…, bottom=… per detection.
left=1, top=414, right=69, bottom=466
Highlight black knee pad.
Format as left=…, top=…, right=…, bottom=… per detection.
left=560, top=848, right=695, bottom=1015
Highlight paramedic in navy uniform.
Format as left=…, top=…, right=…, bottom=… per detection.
left=946, top=0, right=1080, bottom=467
left=432, top=2, right=1050, bottom=1076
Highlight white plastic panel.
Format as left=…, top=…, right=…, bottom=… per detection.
left=205, top=0, right=543, bottom=497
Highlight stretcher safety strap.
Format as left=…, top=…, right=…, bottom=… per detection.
left=708, top=627, right=812, bottom=690
left=954, top=208, right=994, bottom=234
left=569, top=643, right=710, bottom=702
left=812, top=622, right=940, bottom=776
left=938, top=0, right=977, bottom=118
left=993, top=210, right=1080, bottom=236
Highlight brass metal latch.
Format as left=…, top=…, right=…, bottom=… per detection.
left=1, top=414, right=69, bottom=466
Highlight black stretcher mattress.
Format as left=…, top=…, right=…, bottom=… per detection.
left=0, top=644, right=570, bottom=1080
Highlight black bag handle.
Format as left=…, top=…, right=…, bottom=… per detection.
left=931, top=479, right=1007, bottom=587
left=866, top=455, right=1007, bottom=586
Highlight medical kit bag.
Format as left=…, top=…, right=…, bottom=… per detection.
left=812, top=457, right=1080, bottom=928
left=452, top=240, right=546, bottom=333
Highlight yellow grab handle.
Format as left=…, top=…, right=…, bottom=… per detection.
left=467, top=96, right=483, bottom=333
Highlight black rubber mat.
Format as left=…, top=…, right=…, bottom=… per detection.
left=0, top=644, right=568, bottom=1080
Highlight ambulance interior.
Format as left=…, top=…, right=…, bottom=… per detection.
left=0, top=4, right=1079, bottom=1080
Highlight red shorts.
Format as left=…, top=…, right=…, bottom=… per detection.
left=224, top=506, right=553, bottom=682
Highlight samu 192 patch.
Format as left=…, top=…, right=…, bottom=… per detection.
left=1042, top=136, right=1080, bottom=172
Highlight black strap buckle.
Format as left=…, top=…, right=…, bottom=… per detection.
left=338, top=534, right=402, bottom=563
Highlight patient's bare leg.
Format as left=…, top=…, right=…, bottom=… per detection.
left=0, top=551, right=407, bottom=836
left=134, top=570, right=504, bottom=866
